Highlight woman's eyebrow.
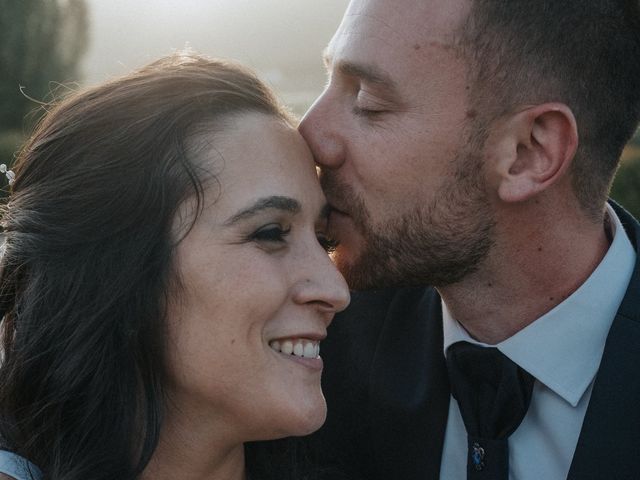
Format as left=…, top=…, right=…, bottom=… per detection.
left=224, top=196, right=301, bottom=226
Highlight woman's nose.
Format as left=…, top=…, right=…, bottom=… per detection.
left=292, top=244, right=350, bottom=315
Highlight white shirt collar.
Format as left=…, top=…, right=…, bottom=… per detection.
left=443, top=204, right=636, bottom=407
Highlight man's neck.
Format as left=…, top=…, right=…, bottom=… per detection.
left=438, top=211, right=611, bottom=345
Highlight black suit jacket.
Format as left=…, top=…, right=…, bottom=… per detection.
left=312, top=203, right=640, bottom=480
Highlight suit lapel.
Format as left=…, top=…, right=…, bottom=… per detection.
left=568, top=204, right=640, bottom=479
left=368, top=288, right=450, bottom=480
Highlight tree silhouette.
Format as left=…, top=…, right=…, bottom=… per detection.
left=0, top=0, right=89, bottom=131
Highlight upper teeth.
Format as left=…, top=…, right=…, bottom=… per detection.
left=269, top=338, right=320, bottom=359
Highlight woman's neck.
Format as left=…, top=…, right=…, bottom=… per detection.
left=142, top=444, right=245, bottom=480
left=140, top=405, right=246, bottom=480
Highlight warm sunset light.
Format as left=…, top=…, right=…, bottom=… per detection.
left=84, top=0, right=349, bottom=113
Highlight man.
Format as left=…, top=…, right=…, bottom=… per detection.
left=299, top=1, right=640, bottom=479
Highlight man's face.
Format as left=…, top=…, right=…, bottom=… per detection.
left=299, top=0, right=495, bottom=290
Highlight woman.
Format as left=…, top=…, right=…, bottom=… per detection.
left=0, top=52, right=350, bottom=480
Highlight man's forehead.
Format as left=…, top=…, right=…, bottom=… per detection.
left=324, top=0, right=469, bottom=87
left=329, top=0, right=469, bottom=51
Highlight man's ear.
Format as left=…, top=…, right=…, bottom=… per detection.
left=491, top=103, right=578, bottom=203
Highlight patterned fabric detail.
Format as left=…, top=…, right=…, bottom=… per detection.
left=0, top=451, right=42, bottom=480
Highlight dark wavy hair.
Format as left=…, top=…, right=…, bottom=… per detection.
left=459, top=0, right=640, bottom=219
left=0, top=52, right=293, bottom=480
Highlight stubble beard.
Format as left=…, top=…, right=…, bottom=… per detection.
left=321, top=138, right=495, bottom=291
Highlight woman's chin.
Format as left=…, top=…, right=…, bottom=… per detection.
left=294, top=402, right=327, bottom=436
left=257, top=395, right=328, bottom=440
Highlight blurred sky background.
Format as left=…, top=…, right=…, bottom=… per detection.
left=2, top=0, right=639, bottom=213
left=83, top=0, right=349, bottom=115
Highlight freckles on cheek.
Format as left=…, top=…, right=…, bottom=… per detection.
left=204, top=259, right=289, bottom=343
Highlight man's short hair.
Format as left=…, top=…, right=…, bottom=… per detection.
left=459, top=1, right=640, bottom=218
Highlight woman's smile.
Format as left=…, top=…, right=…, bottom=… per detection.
left=268, top=337, right=324, bottom=370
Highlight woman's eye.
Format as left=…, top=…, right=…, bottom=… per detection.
left=251, top=224, right=291, bottom=244
left=317, top=234, right=339, bottom=254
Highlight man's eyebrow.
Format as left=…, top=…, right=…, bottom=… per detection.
left=224, top=196, right=301, bottom=225
left=323, top=49, right=399, bottom=92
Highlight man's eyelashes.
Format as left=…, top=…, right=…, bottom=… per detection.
left=317, top=235, right=339, bottom=254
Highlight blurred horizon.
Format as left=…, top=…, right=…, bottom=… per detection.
left=82, top=0, right=350, bottom=115
left=1, top=0, right=638, bottom=215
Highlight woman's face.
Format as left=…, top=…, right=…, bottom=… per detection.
left=166, top=113, right=350, bottom=443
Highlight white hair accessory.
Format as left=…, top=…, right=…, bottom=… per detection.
left=0, top=164, right=15, bottom=185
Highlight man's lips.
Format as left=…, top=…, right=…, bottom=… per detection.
left=326, top=207, right=355, bottom=243
left=327, top=202, right=349, bottom=216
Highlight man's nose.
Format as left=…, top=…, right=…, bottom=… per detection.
left=299, top=92, right=346, bottom=170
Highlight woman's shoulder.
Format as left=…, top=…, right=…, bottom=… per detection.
left=0, top=451, right=42, bottom=480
